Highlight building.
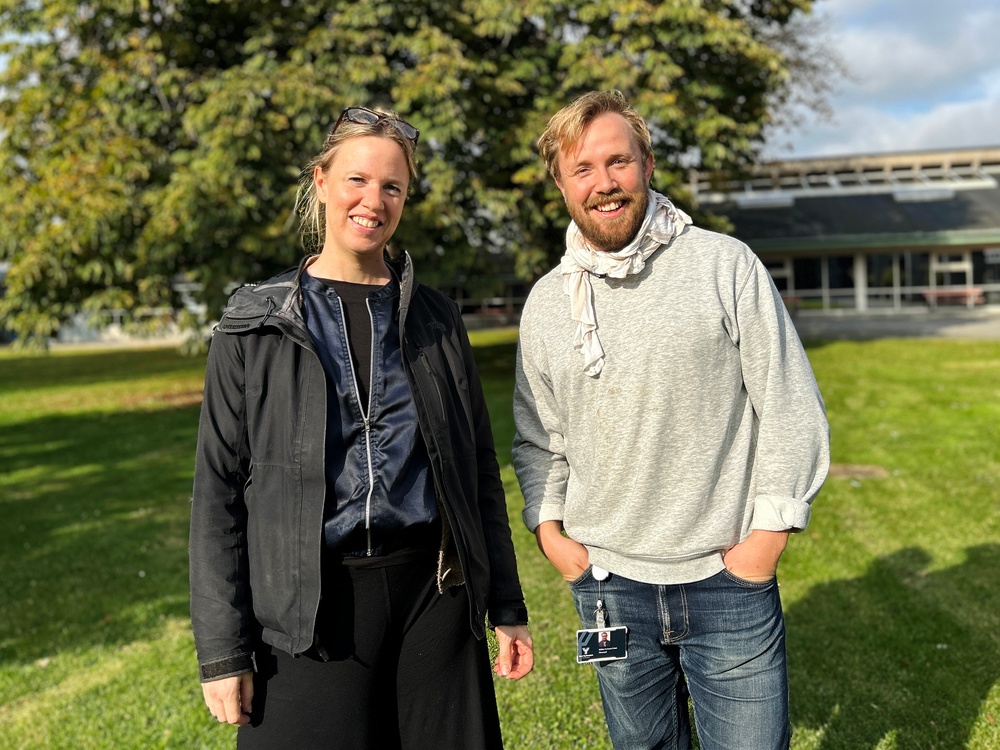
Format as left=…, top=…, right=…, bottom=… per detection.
left=695, top=147, right=1000, bottom=313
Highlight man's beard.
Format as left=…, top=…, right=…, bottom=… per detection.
left=566, top=188, right=649, bottom=252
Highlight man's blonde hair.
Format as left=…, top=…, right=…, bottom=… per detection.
left=537, top=90, right=653, bottom=181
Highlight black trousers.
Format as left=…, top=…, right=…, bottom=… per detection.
left=237, top=549, right=503, bottom=749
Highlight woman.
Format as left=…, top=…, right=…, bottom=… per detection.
left=189, top=106, right=533, bottom=749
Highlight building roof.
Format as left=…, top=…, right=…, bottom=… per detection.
left=695, top=147, right=1000, bottom=254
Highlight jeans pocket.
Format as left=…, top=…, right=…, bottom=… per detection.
left=721, top=569, right=776, bottom=589
left=568, top=565, right=594, bottom=588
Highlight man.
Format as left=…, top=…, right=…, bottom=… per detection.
left=512, top=91, right=829, bottom=750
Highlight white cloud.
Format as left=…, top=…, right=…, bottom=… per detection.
left=833, top=10, right=1000, bottom=104
left=769, top=96, right=1000, bottom=159
left=907, top=98, right=1000, bottom=150
left=837, top=31, right=990, bottom=102
left=772, top=0, right=1000, bottom=157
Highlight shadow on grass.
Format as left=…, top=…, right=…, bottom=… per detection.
left=0, top=341, right=515, bottom=672
left=0, top=348, right=203, bottom=392
left=470, top=340, right=518, bottom=380
left=0, top=405, right=200, bottom=666
left=787, top=545, right=1000, bottom=747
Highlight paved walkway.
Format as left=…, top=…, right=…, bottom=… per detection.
left=792, top=307, right=1000, bottom=341
left=20, top=307, right=1000, bottom=351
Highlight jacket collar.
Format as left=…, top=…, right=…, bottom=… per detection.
left=385, top=250, right=416, bottom=331
left=215, top=252, right=417, bottom=335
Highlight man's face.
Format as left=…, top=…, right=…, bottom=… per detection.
left=555, top=112, right=654, bottom=252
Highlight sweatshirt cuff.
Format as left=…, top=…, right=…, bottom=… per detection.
left=521, top=502, right=565, bottom=533
left=751, top=494, right=812, bottom=532
left=199, top=652, right=256, bottom=682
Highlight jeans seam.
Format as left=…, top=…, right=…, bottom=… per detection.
left=656, top=584, right=670, bottom=644
left=677, top=584, right=690, bottom=640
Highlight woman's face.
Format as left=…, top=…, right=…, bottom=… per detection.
left=314, top=135, right=410, bottom=262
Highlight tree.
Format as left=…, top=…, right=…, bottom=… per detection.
left=0, top=0, right=823, bottom=345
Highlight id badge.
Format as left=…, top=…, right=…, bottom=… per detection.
left=576, top=625, right=628, bottom=663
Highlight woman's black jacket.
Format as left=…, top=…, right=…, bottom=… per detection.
left=189, top=253, right=528, bottom=682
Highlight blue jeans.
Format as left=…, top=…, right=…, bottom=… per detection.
left=570, top=568, right=790, bottom=750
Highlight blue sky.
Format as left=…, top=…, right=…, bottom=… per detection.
left=766, top=0, right=1000, bottom=159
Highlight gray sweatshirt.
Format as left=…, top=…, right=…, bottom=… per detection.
left=512, top=225, right=830, bottom=585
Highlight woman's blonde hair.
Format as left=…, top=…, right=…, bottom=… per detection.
left=296, top=107, right=419, bottom=253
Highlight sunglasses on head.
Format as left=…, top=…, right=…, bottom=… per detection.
left=332, top=106, right=420, bottom=145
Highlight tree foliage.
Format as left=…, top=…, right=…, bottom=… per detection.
left=0, top=0, right=820, bottom=343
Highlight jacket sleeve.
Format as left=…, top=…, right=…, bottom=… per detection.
left=189, top=331, right=256, bottom=681
left=735, top=256, right=830, bottom=532
left=511, top=300, right=571, bottom=533
left=455, top=313, right=529, bottom=627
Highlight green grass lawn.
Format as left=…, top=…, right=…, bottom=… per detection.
left=1, top=332, right=998, bottom=749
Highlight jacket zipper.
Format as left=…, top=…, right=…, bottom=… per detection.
left=338, top=296, right=377, bottom=556
left=409, top=341, right=472, bottom=599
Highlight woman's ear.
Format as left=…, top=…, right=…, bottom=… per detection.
left=314, top=164, right=328, bottom=203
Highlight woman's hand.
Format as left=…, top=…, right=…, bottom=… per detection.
left=535, top=520, right=590, bottom=582
left=201, top=672, right=254, bottom=726
left=494, top=624, right=534, bottom=680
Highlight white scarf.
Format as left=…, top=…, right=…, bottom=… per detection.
left=560, top=190, right=692, bottom=377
